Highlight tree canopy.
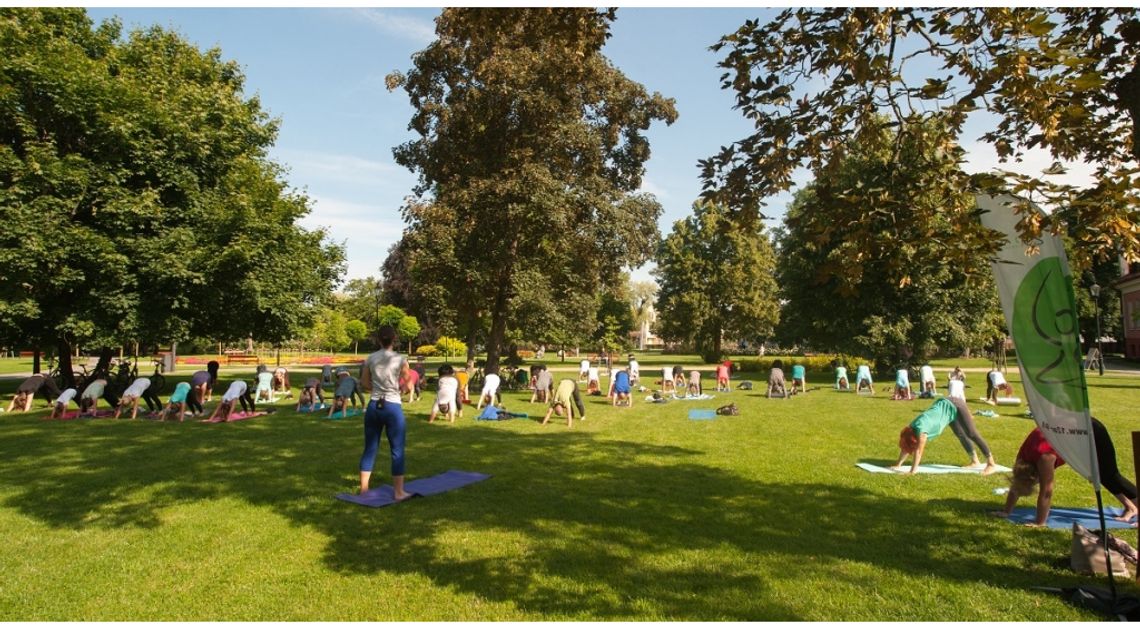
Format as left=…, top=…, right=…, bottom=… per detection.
left=702, top=8, right=1140, bottom=268
left=654, top=200, right=780, bottom=363
left=386, top=8, right=676, bottom=370
left=0, top=8, right=343, bottom=374
left=773, top=122, right=1004, bottom=369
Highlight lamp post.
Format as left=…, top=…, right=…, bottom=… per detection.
left=373, top=280, right=383, bottom=334
left=1090, top=283, right=1104, bottom=376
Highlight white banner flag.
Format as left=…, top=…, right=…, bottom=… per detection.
left=976, top=194, right=1099, bottom=487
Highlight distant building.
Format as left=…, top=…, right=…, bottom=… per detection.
left=1115, top=257, right=1140, bottom=359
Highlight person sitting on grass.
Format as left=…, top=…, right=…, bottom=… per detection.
left=7, top=373, right=61, bottom=413
left=207, top=380, right=254, bottom=423
left=541, top=378, right=586, bottom=428
left=531, top=366, right=554, bottom=404
left=114, top=377, right=153, bottom=420
left=855, top=364, right=874, bottom=394
left=985, top=368, right=1015, bottom=405
left=990, top=419, right=1138, bottom=526
left=329, top=369, right=362, bottom=418
left=892, top=366, right=914, bottom=401
left=429, top=364, right=460, bottom=424
left=835, top=365, right=850, bottom=390
left=767, top=360, right=787, bottom=398
left=78, top=377, right=118, bottom=417
left=48, top=387, right=78, bottom=419
left=790, top=363, right=806, bottom=395
left=476, top=368, right=502, bottom=410
left=609, top=367, right=633, bottom=407
left=919, top=363, right=936, bottom=397
left=716, top=362, right=731, bottom=392
left=297, top=377, right=324, bottom=411
left=272, top=366, right=291, bottom=397
left=159, top=381, right=192, bottom=422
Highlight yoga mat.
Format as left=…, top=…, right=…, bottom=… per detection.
left=688, top=409, right=716, bottom=420
left=204, top=411, right=268, bottom=423
left=298, top=403, right=328, bottom=413
left=856, top=462, right=1013, bottom=475
left=326, top=408, right=362, bottom=420
left=1005, top=506, right=1136, bottom=530
left=996, top=397, right=1022, bottom=406
left=55, top=410, right=115, bottom=420
left=336, top=470, right=491, bottom=508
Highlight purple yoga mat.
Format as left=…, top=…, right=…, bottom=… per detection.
left=204, top=411, right=268, bottom=423
left=336, top=470, right=491, bottom=507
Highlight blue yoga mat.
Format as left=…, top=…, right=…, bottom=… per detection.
left=336, top=470, right=491, bottom=508
left=1005, top=506, right=1136, bottom=529
left=689, top=409, right=716, bottom=420
left=327, top=408, right=362, bottom=420
left=299, top=403, right=328, bottom=412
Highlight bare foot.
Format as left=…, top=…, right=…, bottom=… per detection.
left=980, top=463, right=998, bottom=476
left=1113, top=511, right=1138, bottom=522
left=394, top=491, right=415, bottom=502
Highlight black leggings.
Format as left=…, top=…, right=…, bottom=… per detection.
left=1093, top=418, right=1138, bottom=499
left=948, top=397, right=992, bottom=459
left=142, top=385, right=162, bottom=412
left=186, top=389, right=204, bottom=414
left=238, top=391, right=255, bottom=413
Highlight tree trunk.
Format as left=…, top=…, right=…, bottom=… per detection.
left=32, top=348, right=41, bottom=374
left=95, top=346, right=114, bottom=377
left=485, top=299, right=509, bottom=373
left=465, top=326, right=478, bottom=370
left=56, top=338, right=76, bottom=389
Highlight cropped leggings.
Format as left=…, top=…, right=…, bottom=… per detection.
left=360, top=399, right=406, bottom=475
left=948, top=397, right=992, bottom=459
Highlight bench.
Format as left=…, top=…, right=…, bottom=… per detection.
left=226, top=353, right=260, bottom=366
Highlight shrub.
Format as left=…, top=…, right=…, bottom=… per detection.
left=435, top=336, right=467, bottom=358
left=415, top=345, right=438, bottom=357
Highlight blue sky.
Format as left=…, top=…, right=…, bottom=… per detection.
left=84, top=7, right=1094, bottom=285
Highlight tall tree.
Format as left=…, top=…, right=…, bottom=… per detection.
left=0, top=9, right=343, bottom=383
left=654, top=201, right=780, bottom=363
left=702, top=8, right=1140, bottom=269
left=773, top=123, right=1004, bottom=369
left=387, top=8, right=677, bottom=371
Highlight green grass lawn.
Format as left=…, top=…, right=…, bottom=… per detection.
left=0, top=366, right=1136, bottom=620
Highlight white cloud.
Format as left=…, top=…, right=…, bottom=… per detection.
left=301, top=195, right=408, bottom=282
left=961, top=140, right=1098, bottom=189
left=638, top=176, right=670, bottom=200
left=275, top=149, right=405, bottom=182
left=354, top=9, right=436, bottom=44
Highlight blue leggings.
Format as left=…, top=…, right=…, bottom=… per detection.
left=360, top=399, right=406, bottom=475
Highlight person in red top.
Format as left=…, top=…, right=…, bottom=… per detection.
left=989, top=428, right=1065, bottom=526
left=715, top=362, right=731, bottom=392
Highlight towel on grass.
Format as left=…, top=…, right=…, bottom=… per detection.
left=688, top=409, right=716, bottom=420
left=856, top=462, right=1012, bottom=474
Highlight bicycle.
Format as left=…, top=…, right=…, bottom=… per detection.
left=46, top=356, right=89, bottom=392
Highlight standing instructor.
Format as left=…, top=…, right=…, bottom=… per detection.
left=359, top=325, right=413, bottom=500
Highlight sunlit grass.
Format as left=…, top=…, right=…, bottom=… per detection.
left=0, top=367, right=1135, bottom=619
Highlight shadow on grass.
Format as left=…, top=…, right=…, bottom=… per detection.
left=0, top=412, right=1106, bottom=619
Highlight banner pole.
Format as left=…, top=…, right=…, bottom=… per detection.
left=1093, top=488, right=1118, bottom=601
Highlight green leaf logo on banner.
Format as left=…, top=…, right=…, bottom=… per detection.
left=1011, top=258, right=1084, bottom=412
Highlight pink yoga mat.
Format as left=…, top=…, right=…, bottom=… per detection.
left=53, top=410, right=115, bottom=420
left=203, top=411, right=268, bottom=423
